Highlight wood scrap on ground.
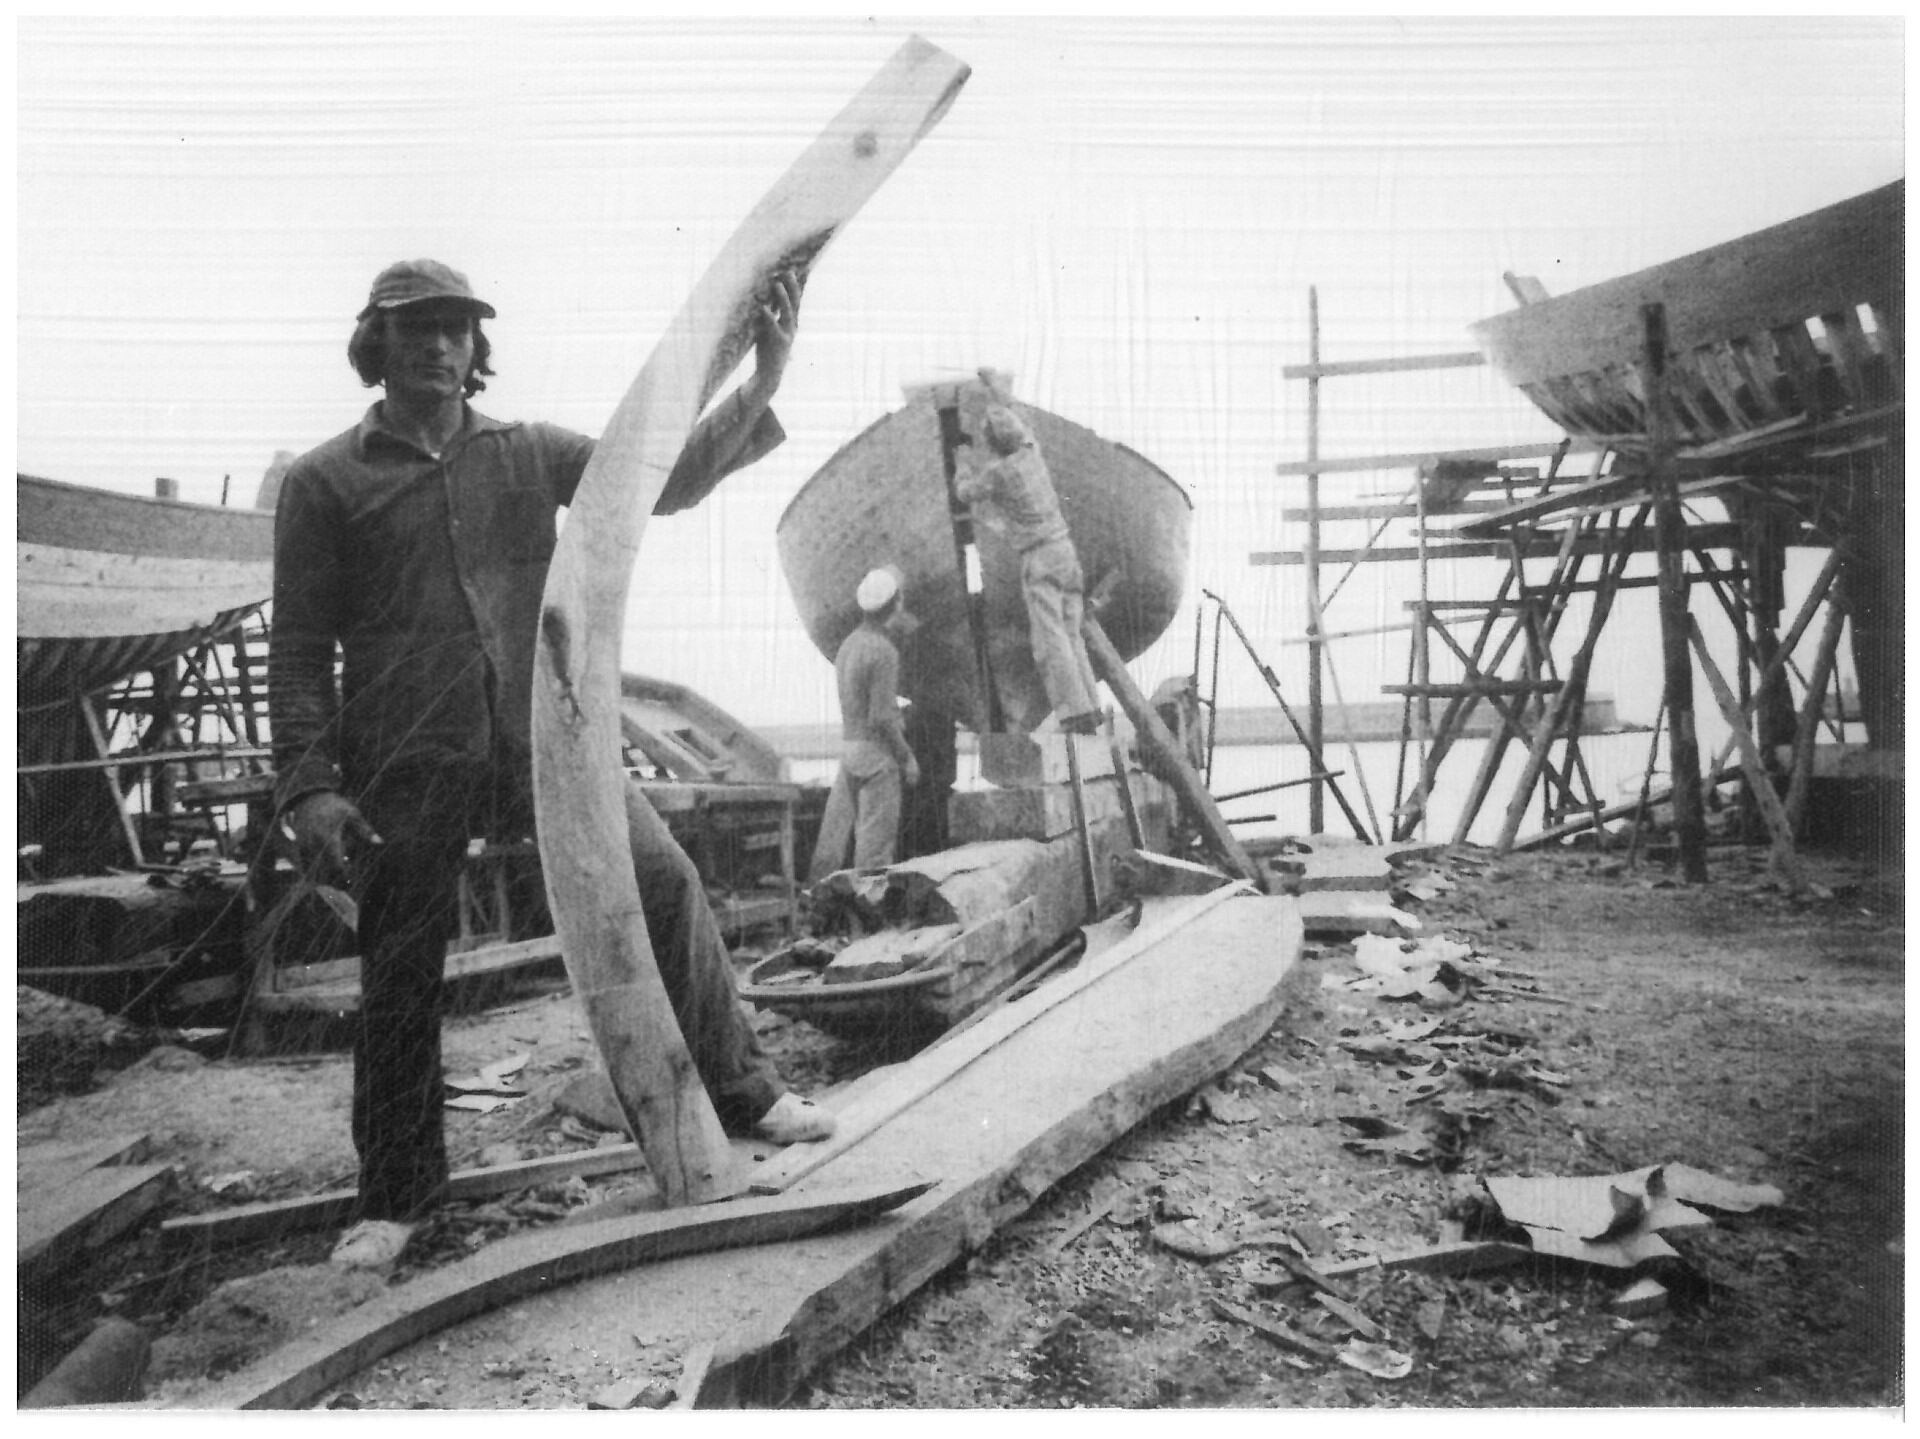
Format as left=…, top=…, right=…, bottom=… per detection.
left=1115, top=849, right=1234, bottom=897
left=1296, top=893, right=1420, bottom=938
left=1209, top=1297, right=1339, bottom=1359
left=1314, top=1240, right=1533, bottom=1280
left=821, top=924, right=960, bottom=984
left=158, top=1143, right=664, bottom=1249
left=1484, top=1162, right=1782, bottom=1269
left=19, top=1133, right=174, bottom=1276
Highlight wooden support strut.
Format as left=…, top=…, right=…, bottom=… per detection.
left=1393, top=567, right=1519, bottom=839
left=1203, top=588, right=1371, bottom=842
left=1305, top=286, right=1325, bottom=832
left=1687, top=616, right=1807, bottom=890
left=529, top=37, right=969, bottom=1207
left=1079, top=617, right=1263, bottom=885
left=1643, top=302, right=1709, bottom=883
left=1493, top=508, right=1648, bottom=852
left=78, top=692, right=145, bottom=866
left=1444, top=495, right=1597, bottom=845
left=1782, top=594, right=1850, bottom=831
left=1061, top=733, right=1101, bottom=919
left=1703, top=545, right=1844, bottom=782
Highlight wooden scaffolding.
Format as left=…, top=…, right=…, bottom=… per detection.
left=1252, top=240, right=1899, bottom=876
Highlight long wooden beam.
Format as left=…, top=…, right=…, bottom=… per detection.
left=1645, top=304, right=1709, bottom=882
left=1281, top=349, right=1486, bottom=381
left=1280, top=499, right=1511, bottom=523
left=1510, top=765, right=1744, bottom=850
left=1251, top=520, right=1749, bottom=566
left=529, top=38, right=969, bottom=1206
left=1452, top=472, right=1751, bottom=536
left=158, top=1144, right=660, bottom=1250
left=17, top=745, right=272, bottom=777
left=1273, top=439, right=1598, bottom=478
left=264, top=934, right=562, bottom=994
left=187, top=1181, right=931, bottom=1410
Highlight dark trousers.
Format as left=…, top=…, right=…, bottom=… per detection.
left=350, top=764, right=782, bottom=1221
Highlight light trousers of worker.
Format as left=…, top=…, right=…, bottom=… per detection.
left=350, top=761, right=782, bottom=1222
left=1021, top=537, right=1102, bottom=723
left=807, top=740, right=902, bottom=882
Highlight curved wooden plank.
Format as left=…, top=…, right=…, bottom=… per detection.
left=530, top=38, right=969, bottom=1205
left=689, top=894, right=1305, bottom=1405
left=177, top=895, right=1300, bottom=1411
left=186, top=1181, right=933, bottom=1410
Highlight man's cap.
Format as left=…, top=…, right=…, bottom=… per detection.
left=983, top=404, right=1031, bottom=454
left=856, top=566, right=903, bottom=614
left=358, top=259, right=497, bottom=321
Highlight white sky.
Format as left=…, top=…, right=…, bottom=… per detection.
left=14, top=15, right=1906, bottom=733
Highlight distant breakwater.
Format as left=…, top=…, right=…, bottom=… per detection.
left=756, top=696, right=1627, bottom=761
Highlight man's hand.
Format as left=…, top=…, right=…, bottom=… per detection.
left=746, top=268, right=802, bottom=399
left=282, top=791, right=381, bottom=886
left=903, top=756, right=922, bottom=788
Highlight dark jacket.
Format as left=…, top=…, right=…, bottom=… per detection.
left=270, top=395, right=781, bottom=809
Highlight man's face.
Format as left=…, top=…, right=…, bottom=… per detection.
left=886, top=604, right=920, bottom=642
left=381, top=304, right=476, bottom=404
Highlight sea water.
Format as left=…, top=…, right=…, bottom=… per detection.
left=789, top=728, right=1670, bottom=850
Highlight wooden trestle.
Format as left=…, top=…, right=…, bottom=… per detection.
left=1248, top=279, right=1894, bottom=874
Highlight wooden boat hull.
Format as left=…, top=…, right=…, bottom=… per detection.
left=1470, top=181, right=1903, bottom=452
left=740, top=947, right=1003, bottom=1043
left=618, top=672, right=791, bottom=783
left=17, top=473, right=274, bottom=707
left=777, top=396, right=1191, bottom=731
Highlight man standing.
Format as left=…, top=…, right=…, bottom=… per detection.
left=955, top=401, right=1104, bottom=733
left=807, top=567, right=920, bottom=880
left=271, top=258, right=831, bottom=1272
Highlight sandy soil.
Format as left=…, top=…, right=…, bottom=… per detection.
left=16, top=839, right=1903, bottom=1409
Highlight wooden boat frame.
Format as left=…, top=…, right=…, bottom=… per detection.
left=1470, top=181, right=1903, bottom=455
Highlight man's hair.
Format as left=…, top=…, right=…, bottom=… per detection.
left=348, top=313, right=494, bottom=396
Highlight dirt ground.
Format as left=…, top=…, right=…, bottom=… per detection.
left=16, top=838, right=1904, bottom=1410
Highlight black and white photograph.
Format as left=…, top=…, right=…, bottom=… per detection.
left=15, top=14, right=1903, bottom=1413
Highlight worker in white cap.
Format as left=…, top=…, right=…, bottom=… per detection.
left=808, top=565, right=920, bottom=880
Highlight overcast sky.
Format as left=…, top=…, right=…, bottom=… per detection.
left=14, top=15, right=1905, bottom=732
